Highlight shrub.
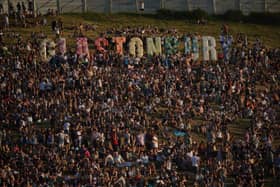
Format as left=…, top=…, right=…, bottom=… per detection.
left=191, top=9, right=209, bottom=20
left=155, top=9, right=280, bottom=25
left=223, top=10, right=244, bottom=22
left=246, top=12, right=280, bottom=25
left=156, top=8, right=209, bottom=20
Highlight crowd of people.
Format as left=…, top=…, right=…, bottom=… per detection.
left=0, top=14, right=280, bottom=187
left=0, top=1, right=57, bottom=30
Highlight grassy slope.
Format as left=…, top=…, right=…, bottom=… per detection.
left=6, top=12, right=280, bottom=186
left=8, top=12, right=279, bottom=143
left=9, top=13, right=280, bottom=48
left=66, top=13, right=280, bottom=48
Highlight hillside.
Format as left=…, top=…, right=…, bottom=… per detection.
left=4, top=13, right=280, bottom=144
left=1, top=13, right=280, bottom=187
left=6, top=12, right=280, bottom=48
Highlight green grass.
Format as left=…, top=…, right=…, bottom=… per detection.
left=63, top=13, right=280, bottom=47
left=5, top=12, right=280, bottom=48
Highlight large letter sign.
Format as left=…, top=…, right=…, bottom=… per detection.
left=185, top=36, right=199, bottom=60
left=164, top=37, right=178, bottom=55
left=146, top=37, right=162, bottom=56
left=202, top=36, right=217, bottom=61
left=113, top=37, right=126, bottom=55
left=57, top=38, right=66, bottom=55
left=76, top=37, right=89, bottom=57
left=40, top=39, right=56, bottom=61
left=184, top=37, right=191, bottom=55
left=192, top=37, right=199, bottom=61
left=40, top=40, right=47, bottom=60
left=95, top=37, right=109, bottom=53
left=129, top=37, right=144, bottom=57
left=37, top=33, right=222, bottom=62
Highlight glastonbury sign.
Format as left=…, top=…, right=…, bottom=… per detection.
left=40, top=35, right=233, bottom=61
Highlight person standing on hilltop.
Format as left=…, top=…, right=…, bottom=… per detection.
left=4, top=14, right=9, bottom=29
left=79, top=23, right=84, bottom=37
left=58, top=19, right=63, bottom=30
left=22, top=1, right=26, bottom=15
left=221, top=24, right=229, bottom=36
left=52, top=20, right=57, bottom=32
left=17, top=2, right=21, bottom=14
left=28, top=0, right=34, bottom=17
left=0, top=3, right=3, bottom=15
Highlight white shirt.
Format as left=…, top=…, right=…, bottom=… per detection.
left=27, top=116, right=33, bottom=123
left=256, top=121, right=262, bottom=128
left=152, top=136, right=158, bottom=148
left=166, top=160, right=172, bottom=170
left=141, top=155, right=149, bottom=164
left=4, top=16, right=9, bottom=25
left=58, top=132, right=65, bottom=145
left=114, top=154, right=124, bottom=164
left=105, top=154, right=114, bottom=165
left=137, top=133, right=145, bottom=146
left=187, top=151, right=193, bottom=158
left=65, top=134, right=70, bottom=144
left=217, top=131, right=223, bottom=138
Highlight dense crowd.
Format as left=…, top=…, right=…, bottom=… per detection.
left=0, top=14, right=280, bottom=187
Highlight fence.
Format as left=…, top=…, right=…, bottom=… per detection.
left=0, top=0, right=279, bottom=15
